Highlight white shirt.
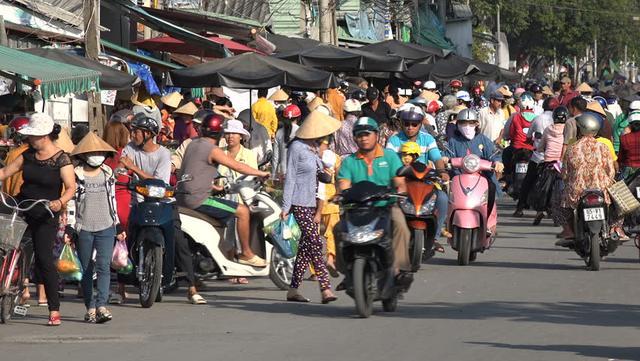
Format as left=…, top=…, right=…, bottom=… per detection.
left=527, top=110, right=554, bottom=164
left=478, top=106, right=505, bottom=142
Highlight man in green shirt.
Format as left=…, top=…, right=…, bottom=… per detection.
left=337, top=117, right=412, bottom=277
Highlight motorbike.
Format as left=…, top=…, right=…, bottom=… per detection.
left=336, top=181, right=404, bottom=318
left=506, top=149, right=531, bottom=200
left=117, top=170, right=191, bottom=308
left=447, top=153, right=498, bottom=265
left=571, top=190, right=618, bottom=271
left=621, top=169, right=640, bottom=262
left=179, top=174, right=294, bottom=290
left=397, top=163, right=442, bottom=270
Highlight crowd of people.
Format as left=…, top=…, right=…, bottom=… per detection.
left=2, top=72, right=640, bottom=326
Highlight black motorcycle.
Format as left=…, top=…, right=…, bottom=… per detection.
left=621, top=169, right=640, bottom=262
left=336, top=181, right=404, bottom=318
left=506, top=148, right=531, bottom=200
left=571, top=189, right=618, bottom=271
left=117, top=171, right=191, bottom=308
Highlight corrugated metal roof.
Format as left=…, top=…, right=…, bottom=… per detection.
left=268, top=0, right=301, bottom=35
left=202, top=0, right=272, bottom=25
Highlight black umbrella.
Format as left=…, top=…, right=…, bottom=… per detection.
left=21, top=48, right=137, bottom=90
left=262, top=33, right=321, bottom=54
left=359, top=39, right=449, bottom=64
left=405, top=54, right=520, bottom=82
left=274, top=43, right=406, bottom=72
left=170, top=52, right=337, bottom=90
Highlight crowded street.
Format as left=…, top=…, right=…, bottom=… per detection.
left=1, top=201, right=638, bottom=361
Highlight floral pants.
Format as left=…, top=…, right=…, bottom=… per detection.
left=290, top=206, right=331, bottom=291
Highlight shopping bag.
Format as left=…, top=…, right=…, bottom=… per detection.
left=264, top=220, right=295, bottom=259
left=56, top=243, right=82, bottom=281
left=117, top=257, right=134, bottom=275
left=528, top=164, right=558, bottom=212
left=285, top=214, right=301, bottom=243
left=111, top=239, right=129, bottom=270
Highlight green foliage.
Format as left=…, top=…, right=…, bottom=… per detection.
left=470, top=0, right=640, bottom=65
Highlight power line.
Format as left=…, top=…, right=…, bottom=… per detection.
left=513, top=0, right=640, bottom=17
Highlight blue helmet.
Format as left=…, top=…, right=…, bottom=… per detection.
left=593, top=96, right=608, bottom=110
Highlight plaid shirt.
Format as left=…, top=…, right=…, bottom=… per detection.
left=618, top=132, right=640, bottom=167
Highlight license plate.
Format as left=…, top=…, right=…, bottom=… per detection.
left=583, top=208, right=605, bottom=221
left=13, top=305, right=28, bottom=317
left=515, top=163, right=528, bottom=173
left=636, top=187, right=640, bottom=198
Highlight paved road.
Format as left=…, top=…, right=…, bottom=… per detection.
left=1, top=200, right=639, bottom=361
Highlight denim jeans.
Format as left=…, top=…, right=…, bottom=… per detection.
left=435, top=190, right=449, bottom=236
left=77, top=227, right=116, bottom=309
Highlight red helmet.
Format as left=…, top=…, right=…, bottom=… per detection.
left=426, top=100, right=441, bottom=114
left=7, top=116, right=30, bottom=142
left=282, top=104, right=301, bottom=119
left=449, top=79, right=463, bottom=88
left=201, top=114, right=224, bottom=138
left=472, top=86, right=482, bottom=96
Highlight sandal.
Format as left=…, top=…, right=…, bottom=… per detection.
left=108, top=292, right=128, bottom=305
left=321, top=295, right=337, bottom=304
left=286, top=293, right=310, bottom=303
left=96, top=307, right=112, bottom=324
left=433, top=242, right=445, bottom=253
left=84, top=310, right=96, bottom=323
left=326, top=262, right=339, bottom=278
left=189, top=293, right=207, bottom=305
left=533, top=213, right=545, bottom=226
left=47, top=313, right=61, bottom=326
left=229, top=277, right=249, bottom=284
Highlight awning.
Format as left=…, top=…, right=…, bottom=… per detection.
left=101, top=40, right=182, bottom=70
left=263, top=34, right=320, bottom=54
left=132, top=35, right=259, bottom=57
left=21, top=48, right=137, bottom=90
left=106, top=0, right=230, bottom=58
left=0, top=44, right=100, bottom=98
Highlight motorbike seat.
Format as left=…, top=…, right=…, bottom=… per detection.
left=178, top=207, right=226, bottom=228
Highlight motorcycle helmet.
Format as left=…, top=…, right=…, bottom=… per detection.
left=131, top=113, right=160, bottom=135
left=343, top=99, right=362, bottom=113
left=399, top=105, right=425, bottom=123
left=542, top=97, right=559, bottom=111
left=520, top=92, right=535, bottom=110
left=457, top=108, right=479, bottom=123
left=471, top=86, right=482, bottom=96
left=456, top=90, right=472, bottom=103
left=282, top=104, right=302, bottom=119
left=201, top=113, right=224, bottom=138
left=552, top=106, right=569, bottom=123
left=400, top=141, right=421, bottom=161
left=6, top=116, right=30, bottom=143
left=593, top=95, right=608, bottom=110
left=530, top=84, right=543, bottom=93
left=426, top=100, right=441, bottom=114
left=352, top=117, right=379, bottom=136
left=423, top=80, right=437, bottom=90
left=193, top=109, right=214, bottom=125
left=576, top=113, right=601, bottom=136
left=351, top=89, right=366, bottom=102
left=630, top=100, right=640, bottom=111
left=449, top=79, right=463, bottom=88
left=628, top=112, right=640, bottom=123
left=366, top=87, right=380, bottom=101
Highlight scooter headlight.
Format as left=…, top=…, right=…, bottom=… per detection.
left=344, top=222, right=385, bottom=244
left=418, top=194, right=437, bottom=215
left=462, top=154, right=481, bottom=173
left=399, top=198, right=416, bottom=215
left=136, top=185, right=172, bottom=198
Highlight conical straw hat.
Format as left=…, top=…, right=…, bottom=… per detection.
left=576, top=82, right=593, bottom=93
left=269, top=89, right=289, bottom=102
left=55, top=127, right=74, bottom=153
left=71, top=131, right=116, bottom=156
left=161, top=92, right=183, bottom=108
left=307, top=97, right=325, bottom=111
left=173, top=102, right=198, bottom=116
left=295, top=110, right=341, bottom=140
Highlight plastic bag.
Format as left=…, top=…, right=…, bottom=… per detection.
left=117, top=257, right=134, bottom=275
left=111, top=239, right=129, bottom=270
left=528, top=164, right=559, bottom=211
left=264, top=214, right=301, bottom=259
left=56, top=243, right=82, bottom=281
left=284, top=214, right=301, bottom=245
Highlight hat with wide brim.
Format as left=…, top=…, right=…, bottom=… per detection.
left=71, top=131, right=116, bottom=156
left=269, top=89, right=289, bottom=102
left=542, top=86, right=554, bottom=96
left=173, top=102, right=198, bottom=116
left=498, top=86, right=513, bottom=97
left=295, top=110, right=341, bottom=140
left=223, top=119, right=251, bottom=140
left=161, top=92, right=183, bottom=108
left=19, top=112, right=54, bottom=136
left=307, top=97, right=325, bottom=111
left=576, top=82, right=593, bottom=93
left=55, top=127, right=75, bottom=153
left=586, top=101, right=606, bottom=116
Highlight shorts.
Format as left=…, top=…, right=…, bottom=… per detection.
left=195, top=197, right=239, bottom=223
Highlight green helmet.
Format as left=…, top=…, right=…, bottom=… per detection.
left=353, top=117, right=379, bottom=136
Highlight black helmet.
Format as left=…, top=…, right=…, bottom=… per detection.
left=131, top=112, right=160, bottom=135
left=351, top=89, right=366, bottom=101
left=530, top=84, right=542, bottom=93
left=552, top=106, right=569, bottom=124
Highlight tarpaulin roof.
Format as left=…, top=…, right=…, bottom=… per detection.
left=404, top=54, right=520, bottom=82
left=274, top=44, right=406, bottom=72
left=21, top=48, right=136, bottom=90
left=106, top=0, right=230, bottom=58
left=101, top=40, right=182, bottom=70
left=359, top=40, right=449, bottom=63
left=170, top=52, right=337, bottom=90
left=132, top=35, right=259, bottom=57
left=0, top=44, right=100, bottom=98
left=263, top=34, right=321, bottom=54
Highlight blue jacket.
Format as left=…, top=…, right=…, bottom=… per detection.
left=445, top=130, right=502, bottom=194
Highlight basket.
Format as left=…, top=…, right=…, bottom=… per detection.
left=0, top=214, right=28, bottom=251
left=608, top=180, right=640, bottom=216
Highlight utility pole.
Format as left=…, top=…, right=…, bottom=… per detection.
left=84, top=0, right=104, bottom=135
left=496, top=4, right=501, bottom=67
left=319, top=0, right=331, bottom=44
left=594, top=38, right=598, bottom=78
left=0, top=16, right=8, bottom=47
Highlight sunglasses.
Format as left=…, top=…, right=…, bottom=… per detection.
left=404, top=122, right=421, bottom=128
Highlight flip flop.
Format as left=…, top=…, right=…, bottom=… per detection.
left=189, top=294, right=207, bottom=305
left=229, top=277, right=249, bottom=284
left=433, top=242, right=445, bottom=253
left=37, top=301, right=48, bottom=307
left=47, top=314, right=61, bottom=326
left=238, top=255, right=267, bottom=268
left=321, top=295, right=337, bottom=304
left=286, top=294, right=310, bottom=303
left=326, top=263, right=339, bottom=278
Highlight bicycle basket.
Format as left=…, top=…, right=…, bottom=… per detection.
left=0, top=214, right=28, bottom=250
left=608, top=180, right=640, bottom=216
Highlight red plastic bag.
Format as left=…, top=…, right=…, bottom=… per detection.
left=111, top=239, right=129, bottom=270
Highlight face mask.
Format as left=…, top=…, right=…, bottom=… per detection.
left=345, top=114, right=358, bottom=122
left=86, top=155, right=106, bottom=168
left=458, top=124, right=476, bottom=140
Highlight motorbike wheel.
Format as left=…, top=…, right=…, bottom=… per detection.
left=0, top=296, right=11, bottom=324
left=410, top=229, right=425, bottom=272
left=353, top=258, right=374, bottom=318
left=382, top=295, right=398, bottom=312
left=456, top=228, right=473, bottom=266
left=269, top=249, right=294, bottom=290
left=139, top=244, right=163, bottom=308
left=0, top=251, right=26, bottom=323
left=587, top=233, right=601, bottom=271
left=469, top=251, right=478, bottom=262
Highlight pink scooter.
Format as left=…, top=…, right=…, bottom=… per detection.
left=447, top=153, right=498, bottom=265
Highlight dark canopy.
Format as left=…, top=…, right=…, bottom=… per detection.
left=21, top=48, right=137, bottom=90
left=404, top=54, right=520, bottom=83
left=262, top=34, right=321, bottom=54
left=274, top=44, right=406, bottom=72
left=170, top=52, right=337, bottom=90
left=359, top=40, right=449, bottom=63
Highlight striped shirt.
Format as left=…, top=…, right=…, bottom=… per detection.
left=386, top=131, right=442, bottom=165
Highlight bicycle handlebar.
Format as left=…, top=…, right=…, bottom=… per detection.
left=0, top=191, right=54, bottom=218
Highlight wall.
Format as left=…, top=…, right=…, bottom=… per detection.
left=445, top=19, right=472, bottom=58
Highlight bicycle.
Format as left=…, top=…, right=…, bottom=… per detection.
left=0, top=191, right=52, bottom=323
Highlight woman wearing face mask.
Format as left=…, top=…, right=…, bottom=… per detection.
left=272, top=104, right=301, bottom=180
left=445, top=109, right=504, bottom=198
left=67, top=132, right=125, bottom=323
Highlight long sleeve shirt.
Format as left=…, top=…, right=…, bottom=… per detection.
left=251, top=97, right=278, bottom=138
left=282, top=140, right=322, bottom=213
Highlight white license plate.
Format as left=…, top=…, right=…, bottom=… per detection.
left=636, top=187, right=640, bottom=198
left=583, top=208, right=605, bottom=221
left=515, top=163, right=528, bottom=173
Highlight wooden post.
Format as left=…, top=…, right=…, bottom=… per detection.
left=84, top=0, right=104, bottom=135
left=319, top=0, right=331, bottom=43
left=0, top=16, right=8, bottom=47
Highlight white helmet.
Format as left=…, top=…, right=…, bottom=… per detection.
left=424, top=80, right=437, bottom=90
left=628, top=111, right=640, bottom=123
left=343, top=99, right=362, bottom=113
left=398, top=103, right=424, bottom=116
left=456, top=90, right=471, bottom=102
left=629, top=100, right=640, bottom=111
